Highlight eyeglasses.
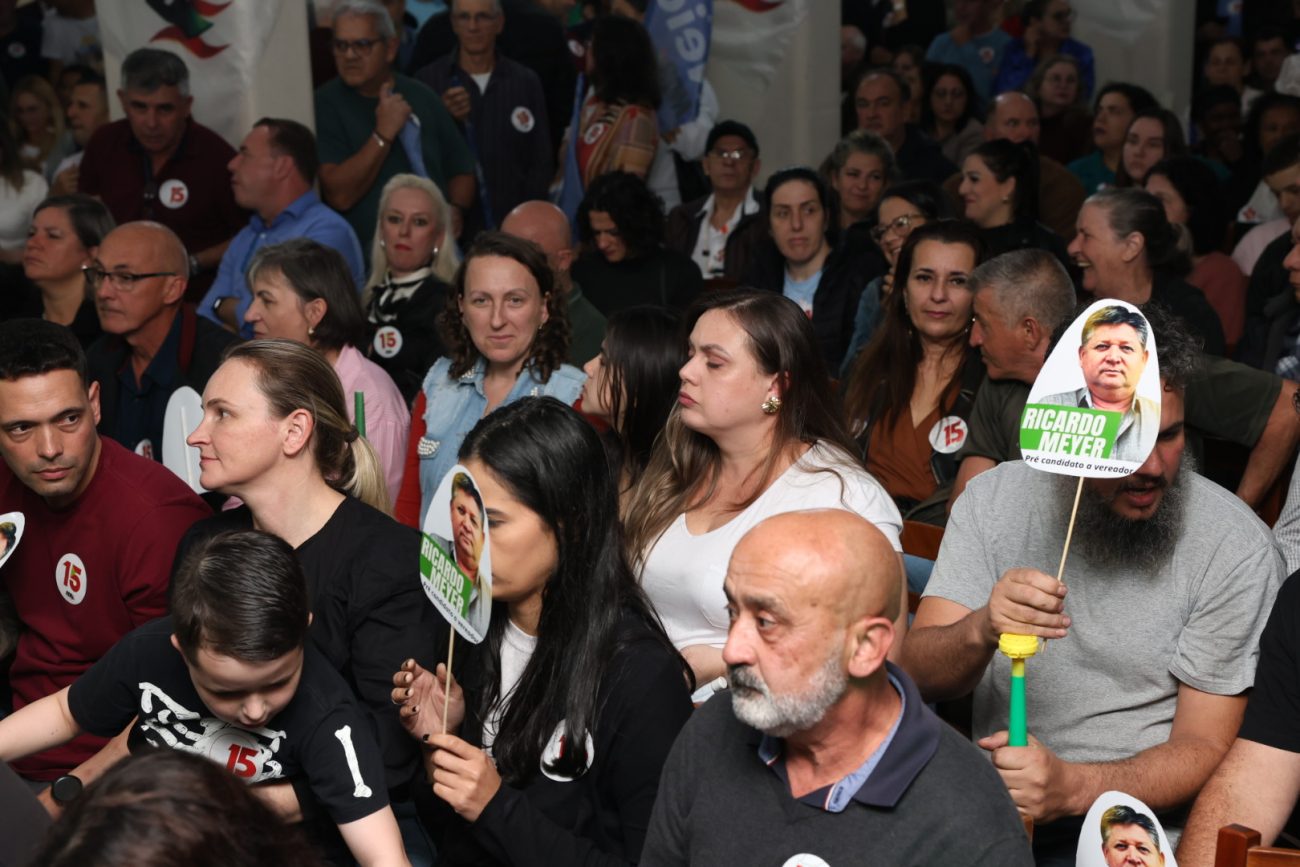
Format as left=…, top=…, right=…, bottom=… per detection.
left=332, top=37, right=383, bottom=56
left=452, top=11, right=499, bottom=24
left=82, top=265, right=177, bottom=291
left=708, top=147, right=752, bottom=162
left=870, top=212, right=926, bottom=243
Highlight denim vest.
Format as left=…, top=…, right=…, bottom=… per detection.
left=415, top=356, right=586, bottom=525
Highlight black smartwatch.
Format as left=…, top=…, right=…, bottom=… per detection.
left=50, top=773, right=82, bottom=805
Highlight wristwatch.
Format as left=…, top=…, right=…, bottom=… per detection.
left=50, top=773, right=82, bottom=805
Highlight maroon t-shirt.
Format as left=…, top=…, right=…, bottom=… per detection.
left=77, top=119, right=248, bottom=298
left=0, top=438, right=210, bottom=779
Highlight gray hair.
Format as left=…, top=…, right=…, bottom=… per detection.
left=333, top=0, right=396, bottom=40
left=969, top=249, right=1075, bottom=333
left=823, top=129, right=899, bottom=181
left=121, top=48, right=190, bottom=98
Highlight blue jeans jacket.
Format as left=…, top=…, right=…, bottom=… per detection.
left=415, top=356, right=586, bottom=526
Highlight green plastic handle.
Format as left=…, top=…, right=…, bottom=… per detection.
left=1009, top=658, right=1027, bottom=747
left=354, top=391, right=366, bottom=438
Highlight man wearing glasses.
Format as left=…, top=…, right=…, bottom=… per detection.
left=665, top=121, right=764, bottom=282
left=316, top=0, right=476, bottom=247
left=414, top=0, right=551, bottom=237
left=83, top=222, right=235, bottom=461
left=76, top=49, right=246, bottom=303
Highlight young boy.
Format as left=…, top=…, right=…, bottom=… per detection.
left=0, top=530, right=411, bottom=867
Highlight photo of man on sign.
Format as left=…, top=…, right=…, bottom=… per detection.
left=1037, top=305, right=1160, bottom=464
left=421, top=466, right=492, bottom=643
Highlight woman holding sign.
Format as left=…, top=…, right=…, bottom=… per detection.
left=394, top=233, right=585, bottom=529
left=623, top=290, right=904, bottom=699
left=844, top=221, right=986, bottom=526
left=394, top=397, right=692, bottom=866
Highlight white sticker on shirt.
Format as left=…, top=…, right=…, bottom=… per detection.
left=55, top=553, right=87, bottom=605
left=373, top=325, right=403, bottom=359
left=8, top=42, right=25, bottom=59
left=135, top=438, right=154, bottom=460
left=511, top=106, right=535, bottom=133
left=927, top=416, right=968, bottom=455
left=159, top=179, right=189, bottom=209
left=540, top=721, right=594, bottom=782
left=212, top=728, right=267, bottom=779
left=978, top=45, right=995, bottom=64
left=782, top=856, right=830, bottom=867
left=583, top=122, right=607, bottom=146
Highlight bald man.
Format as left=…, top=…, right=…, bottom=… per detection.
left=85, top=221, right=237, bottom=459
left=642, top=510, right=1034, bottom=866
left=942, top=92, right=1086, bottom=240
left=500, top=200, right=605, bottom=365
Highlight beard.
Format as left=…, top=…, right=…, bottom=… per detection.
left=728, top=649, right=848, bottom=738
left=1062, top=455, right=1193, bottom=573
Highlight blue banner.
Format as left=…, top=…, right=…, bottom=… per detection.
left=644, top=0, right=713, bottom=133
left=556, top=73, right=587, bottom=236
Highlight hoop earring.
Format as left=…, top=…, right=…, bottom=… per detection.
left=761, top=395, right=782, bottom=415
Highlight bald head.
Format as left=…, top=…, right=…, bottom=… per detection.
left=730, top=510, right=902, bottom=624
left=502, top=201, right=573, bottom=260
left=986, top=92, right=1041, bottom=145
left=105, top=221, right=189, bottom=276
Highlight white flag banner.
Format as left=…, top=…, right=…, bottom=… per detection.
left=709, top=0, right=810, bottom=98
left=98, top=1, right=314, bottom=147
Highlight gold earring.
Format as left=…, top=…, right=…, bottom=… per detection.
left=761, top=395, right=782, bottom=415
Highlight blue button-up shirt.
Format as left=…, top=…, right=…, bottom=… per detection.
left=198, top=190, right=366, bottom=337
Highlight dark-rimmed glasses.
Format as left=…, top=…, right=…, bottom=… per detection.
left=82, top=265, right=177, bottom=292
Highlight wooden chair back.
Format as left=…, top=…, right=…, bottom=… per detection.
left=1216, top=824, right=1300, bottom=866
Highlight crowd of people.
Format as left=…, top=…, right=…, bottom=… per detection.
left=1, top=0, right=1300, bottom=864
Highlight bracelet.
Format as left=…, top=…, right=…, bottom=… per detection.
left=373, top=131, right=388, bottom=149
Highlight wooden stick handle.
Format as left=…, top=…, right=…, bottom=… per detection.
left=1056, top=476, right=1085, bottom=582
left=442, top=629, right=456, bottom=735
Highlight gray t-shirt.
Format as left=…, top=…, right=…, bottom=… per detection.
left=927, top=460, right=1283, bottom=764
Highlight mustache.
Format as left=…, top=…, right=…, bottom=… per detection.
left=728, top=665, right=765, bottom=692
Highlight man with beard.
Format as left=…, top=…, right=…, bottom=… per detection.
left=902, top=313, right=1284, bottom=864
left=641, top=510, right=1034, bottom=866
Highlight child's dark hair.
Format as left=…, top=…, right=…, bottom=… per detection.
left=171, top=531, right=310, bottom=663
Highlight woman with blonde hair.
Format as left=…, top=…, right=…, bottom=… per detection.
left=180, top=338, right=444, bottom=862
left=624, top=290, right=904, bottom=700
left=364, top=173, right=461, bottom=403
left=9, top=75, right=72, bottom=179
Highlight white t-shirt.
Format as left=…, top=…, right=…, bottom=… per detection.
left=40, top=12, right=100, bottom=67
left=639, top=442, right=903, bottom=660
left=0, top=170, right=47, bottom=251
left=480, top=619, right=537, bottom=754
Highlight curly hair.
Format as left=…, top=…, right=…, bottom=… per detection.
left=577, top=171, right=665, bottom=259
left=438, top=232, right=571, bottom=380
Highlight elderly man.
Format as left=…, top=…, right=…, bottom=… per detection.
left=414, top=0, right=551, bottom=236
left=316, top=0, right=476, bottom=247
left=942, top=92, right=1085, bottom=239
left=77, top=49, right=245, bottom=300
left=665, top=120, right=765, bottom=282
left=642, top=510, right=1033, bottom=866
left=84, top=222, right=235, bottom=459
left=500, top=200, right=604, bottom=365
left=904, top=310, right=1284, bottom=864
left=1036, top=304, right=1159, bottom=464
left=854, top=67, right=956, bottom=183
left=199, top=119, right=364, bottom=337
left=952, top=249, right=1300, bottom=510
left=0, top=320, right=208, bottom=785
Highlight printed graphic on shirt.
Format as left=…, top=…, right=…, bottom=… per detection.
left=135, top=438, right=154, bottom=460
left=135, top=680, right=287, bottom=783
left=0, top=511, right=24, bottom=569
left=540, top=720, right=595, bottom=782
left=928, top=416, right=967, bottom=455
left=511, top=106, right=535, bottom=133
left=159, top=179, right=190, bottom=209
left=373, top=325, right=403, bottom=359
left=780, top=855, right=830, bottom=867
left=54, top=552, right=86, bottom=605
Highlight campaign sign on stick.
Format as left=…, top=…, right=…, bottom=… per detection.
left=419, top=465, right=491, bottom=644
left=1020, top=299, right=1161, bottom=478
left=163, top=386, right=206, bottom=494
left=1076, top=791, right=1177, bottom=867
left=0, top=512, right=23, bottom=569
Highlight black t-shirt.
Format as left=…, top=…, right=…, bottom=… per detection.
left=66, top=617, right=389, bottom=825
left=572, top=248, right=704, bottom=317
left=1240, top=569, right=1300, bottom=751
left=173, top=497, right=448, bottom=791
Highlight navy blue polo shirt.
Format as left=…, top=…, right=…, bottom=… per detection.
left=114, top=309, right=182, bottom=458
